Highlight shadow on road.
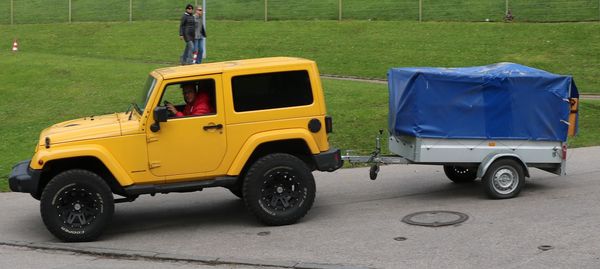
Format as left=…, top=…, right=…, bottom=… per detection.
left=105, top=195, right=254, bottom=238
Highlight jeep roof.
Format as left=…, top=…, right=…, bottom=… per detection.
left=153, top=57, right=316, bottom=79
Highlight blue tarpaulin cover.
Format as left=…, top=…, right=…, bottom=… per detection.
left=388, top=63, right=578, bottom=142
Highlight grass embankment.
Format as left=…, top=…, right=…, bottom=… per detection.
left=1, top=0, right=598, bottom=23
left=209, top=0, right=600, bottom=22
left=1, top=20, right=599, bottom=191
left=1, top=21, right=598, bottom=92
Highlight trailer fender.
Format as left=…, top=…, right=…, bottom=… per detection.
left=477, top=152, right=530, bottom=179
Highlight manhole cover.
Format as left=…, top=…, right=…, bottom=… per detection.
left=402, top=211, right=469, bottom=227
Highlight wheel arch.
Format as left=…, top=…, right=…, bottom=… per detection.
left=228, top=131, right=318, bottom=177
left=477, top=153, right=530, bottom=179
left=37, top=156, right=127, bottom=197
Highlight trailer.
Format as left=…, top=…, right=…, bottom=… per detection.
left=342, top=63, right=579, bottom=199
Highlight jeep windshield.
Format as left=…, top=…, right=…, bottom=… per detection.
left=134, top=75, right=157, bottom=114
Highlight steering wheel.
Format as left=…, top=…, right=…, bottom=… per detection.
left=164, top=100, right=175, bottom=116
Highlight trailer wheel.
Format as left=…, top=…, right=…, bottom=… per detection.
left=40, top=169, right=114, bottom=242
left=242, top=153, right=315, bottom=226
left=369, top=165, right=380, bottom=180
left=443, top=165, right=477, bottom=183
left=482, top=159, right=525, bottom=199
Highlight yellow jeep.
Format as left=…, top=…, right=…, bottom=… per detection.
left=9, top=57, right=342, bottom=242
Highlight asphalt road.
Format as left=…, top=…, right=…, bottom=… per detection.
left=1, top=146, right=599, bottom=269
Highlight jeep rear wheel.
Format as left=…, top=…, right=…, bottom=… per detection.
left=40, top=169, right=114, bottom=242
left=242, top=153, right=315, bottom=226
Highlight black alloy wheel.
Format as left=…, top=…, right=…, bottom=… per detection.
left=260, top=167, right=306, bottom=212
left=54, top=185, right=103, bottom=230
left=243, top=153, right=315, bottom=226
left=40, top=169, right=114, bottom=242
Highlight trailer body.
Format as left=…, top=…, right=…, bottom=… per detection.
left=389, top=136, right=565, bottom=176
left=345, top=63, right=579, bottom=199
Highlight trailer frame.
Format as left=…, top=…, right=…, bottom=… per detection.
left=341, top=131, right=567, bottom=199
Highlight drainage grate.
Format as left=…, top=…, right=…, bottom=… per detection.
left=402, top=211, right=469, bottom=227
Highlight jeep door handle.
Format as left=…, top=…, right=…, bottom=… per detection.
left=203, top=123, right=223, bottom=131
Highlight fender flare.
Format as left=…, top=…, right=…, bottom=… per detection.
left=477, top=152, right=530, bottom=179
left=227, top=129, right=320, bottom=175
left=31, top=145, right=134, bottom=186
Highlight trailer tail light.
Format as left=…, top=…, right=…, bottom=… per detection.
left=562, top=144, right=567, bottom=160
left=325, top=116, right=333, bottom=133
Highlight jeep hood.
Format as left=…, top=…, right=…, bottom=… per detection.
left=39, top=112, right=138, bottom=146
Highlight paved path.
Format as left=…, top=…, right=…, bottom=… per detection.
left=1, top=147, right=600, bottom=269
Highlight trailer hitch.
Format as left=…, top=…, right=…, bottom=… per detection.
left=368, top=130, right=384, bottom=180
left=342, top=130, right=410, bottom=180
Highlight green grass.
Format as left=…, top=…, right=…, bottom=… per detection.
left=569, top=101, right=600, bottom=148
left=1, top=21, right=598, bottom=92
left=1, top=0, right=599, bottom=23
left=1, top=20, right=599, bottom=191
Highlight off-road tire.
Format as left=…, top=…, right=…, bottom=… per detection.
left=443, top=165, right=477, bottom=183
left=482, top=159, right=525, bottom=199
left=242, top=153, right=315, bottom=226
left=40, top=169, right=114, bottom=242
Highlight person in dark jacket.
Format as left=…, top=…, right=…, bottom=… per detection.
left=179, top=4, right=195, bottom=65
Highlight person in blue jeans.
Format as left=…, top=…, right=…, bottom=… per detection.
left=193, top=6, right=207, bottom=64
left=179, top=4, right=195, bottom=65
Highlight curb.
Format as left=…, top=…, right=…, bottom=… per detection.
left=0, top=240, right=371, bottom=269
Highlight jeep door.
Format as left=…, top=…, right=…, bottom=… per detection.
left=146, top=75, right=226, bottom=178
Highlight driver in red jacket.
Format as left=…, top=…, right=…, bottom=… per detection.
left=166, top=83, right=213, bottom=117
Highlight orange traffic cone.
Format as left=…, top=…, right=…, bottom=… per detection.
left=12, top=39, right=18, bottom=52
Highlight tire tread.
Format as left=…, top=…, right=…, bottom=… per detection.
left=40, top=169, right=114, bottom=242
left=242, top=153, right=315, bottom=226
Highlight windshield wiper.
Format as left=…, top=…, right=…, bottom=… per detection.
left=128, top=104, right=134, bottom=120
left=132, top=103, right=142, bottom=114
left=128, top=103, right=142, bottom=120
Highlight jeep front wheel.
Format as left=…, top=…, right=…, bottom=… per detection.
left=40, top=169, right=114, bottom=242
left=242, top=153, right=315, bottom=226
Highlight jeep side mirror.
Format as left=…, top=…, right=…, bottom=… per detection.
left=150, top=106, right=168, bottom=132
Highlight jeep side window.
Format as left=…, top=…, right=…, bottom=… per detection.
left=161, top=79, right=216, bottom=118
left=231, top=70, right=313, bottom=112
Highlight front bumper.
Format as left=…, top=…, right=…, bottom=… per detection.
left=9, top=160, right=41, bottom=194
left=313, top=148, right=343, bottom=172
